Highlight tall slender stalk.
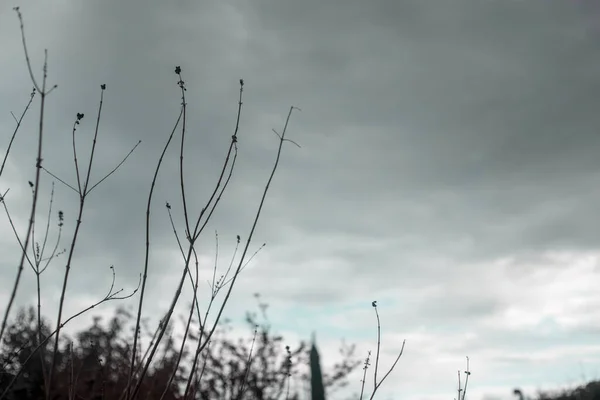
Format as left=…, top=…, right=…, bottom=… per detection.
left=46, top=88, right=105, bottom=398
left=0, top=88, right=35, bottom=179
left=125, top=81, right=183, bottom=400
left=0, top=7, right=55, bottom=345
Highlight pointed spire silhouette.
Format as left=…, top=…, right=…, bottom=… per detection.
left=310, top=331, right=325, bottom=400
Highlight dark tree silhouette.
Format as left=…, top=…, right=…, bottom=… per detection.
left=514, top=381, right=600, bottom=400
left=0, top=307, right=55, bottom=400
left=0, top=299, right=360, bottom=400
left=0, top=306, right=183, bottom=400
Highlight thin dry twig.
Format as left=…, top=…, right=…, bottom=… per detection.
left=132, top=73, right=247, bottom=400
left=47, top=89, right=97, bottom=397
left=181, top=105, right=298, bottom=400
left=86, top=139, right=142, bottom=195
left=184, top=105, right=300, bottom=391
left=0, top=88, right=35, bottom=178
left=125, top=113, right=183, bottom=400
left=158, top=246, right=201, bottom=400
left=456, top=356, right=471, bottom=400
left=0, top=7, right=55, bottom=346
left=358, top=301, right=406, bottom=400
left=220, top=242, right=266, bottom=287
left=0, top=191, right=64, bottom=394
left=45, top=83, right=140, bottom=398
left=359, top=351, right=371, bottom=400
left=237, top=325, right=259, bottom=400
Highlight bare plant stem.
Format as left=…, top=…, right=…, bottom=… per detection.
left=124, top=97, right=183, bottom=400
left=129, top=208, right=199, bottom=399
left=158, top=248, right=201, bottom=400
left=237, top=325, right=258, bottom=400
left=373, top=305, right=381, bottom=389
left=359, top=351, right=371, bottom=400
left=0, top=193, right=63, bottom=387
left=0, top=88, right=35, bottom=178
left=130, top=73, right=242, bottom=400
left=458, top=356, right=471, bottom=400
left=36, top=185, right=63, bottom=394
left=44, top=84, right=139, bottom=398
left=0, top=8, right=53, bottom=345
left=368, top=303, right=406, bottom=400
left=182, top=105, right=298, bottom=398
left=47, top=88, right=106, bottom=398
left=198, top=105, right=299, bottom=356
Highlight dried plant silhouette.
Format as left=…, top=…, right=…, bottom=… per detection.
left=0, top=7, right=302, bottom=400
left=356, top=301, right=406, bottom=400
left=0, top=7, right=483, bottom=400
left=0, top=300, right=359, bottom=400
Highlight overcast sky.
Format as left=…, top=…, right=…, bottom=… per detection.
left=2, top=1, right=600, bottom=399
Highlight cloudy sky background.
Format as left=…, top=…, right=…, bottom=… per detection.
left=2, top=1, right=600, bottom=399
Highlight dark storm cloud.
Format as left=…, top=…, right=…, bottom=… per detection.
left=234, top=0, right=600, bottom=284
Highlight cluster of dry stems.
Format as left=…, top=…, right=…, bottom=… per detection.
left=0, top=7, right=301, bottom=400
left=0, top=7, right=469, bottom=400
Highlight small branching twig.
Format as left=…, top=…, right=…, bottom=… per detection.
left=0, top=186, right=65, bottom=395
left=0, top=196, right=64, bottom=394
left=35, top=185, right=64, bottom=393
left=183, top=105, right=300, bottom=395
left=47, top=83, right=139, bottom=398
left=165, top=202, right=186, bottom=260
left=86, top=138, right=141, bottom=195
left=221, top=242, right=266, bottom=288
left=0, top=88, right=35, bottom=178
left=125, top=81, right=183, bottom=399
left=359, top=301, right=406, bottom=400
left=165, top=202, right=204, bottom=328
left=1, top=196, right=37, bottom=268
left=359, top=351, right=371, bottom=400
left=180, top=104, right=298, bottom=400
left=272, top=128, right=301, bottom=148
